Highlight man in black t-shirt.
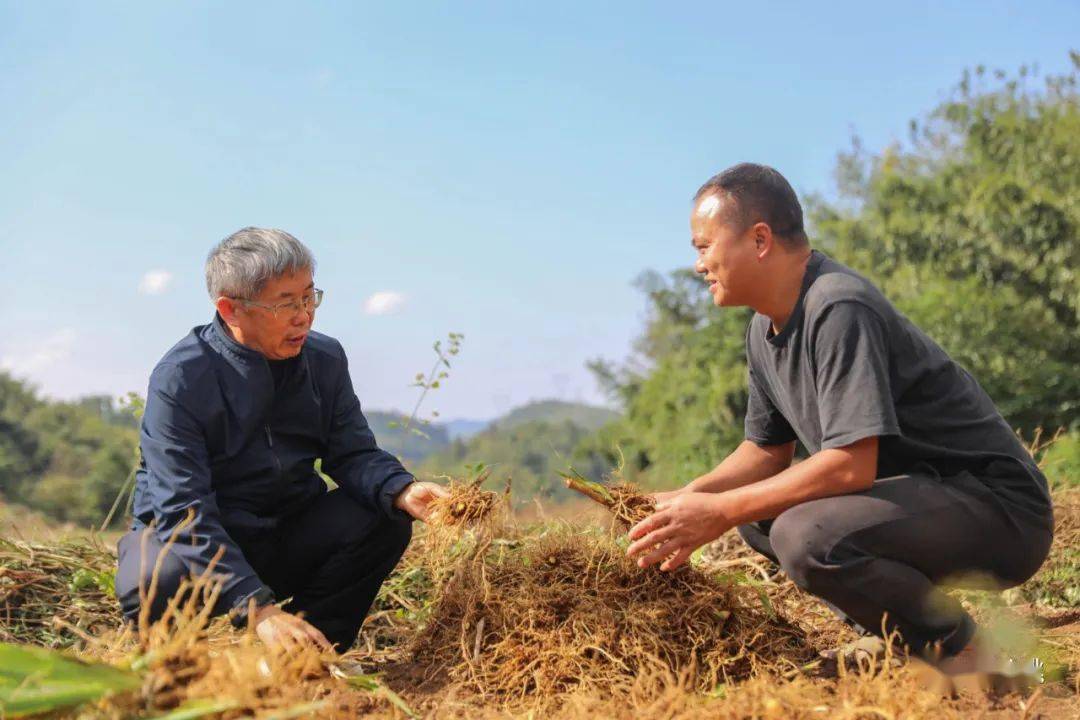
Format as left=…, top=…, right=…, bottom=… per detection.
left=626, top=163, right=1053, bottom=675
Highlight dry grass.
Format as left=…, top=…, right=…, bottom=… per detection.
left=0, top=535, right=121, bottom=648
left=2, top=489, right=1079, bottom=719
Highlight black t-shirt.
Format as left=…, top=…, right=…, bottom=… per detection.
left=744, top=250, right=1051, bottom=523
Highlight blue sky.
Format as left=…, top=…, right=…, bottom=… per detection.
left=1, top=1, right=1077, bottom=420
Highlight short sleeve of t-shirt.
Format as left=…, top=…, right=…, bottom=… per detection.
left=811, top=301, right=900, bottom=449
left=744, top=361, right=797, bottom=447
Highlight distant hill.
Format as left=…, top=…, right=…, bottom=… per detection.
left=367, top=400, right=617, bottom=467
left=443, top=418, right=489, bottom=441
left=492, top=400, right=617, bottom=432
left=416, top=400, right=621, bottom=503
left=367, top=410, right=451, bottom=464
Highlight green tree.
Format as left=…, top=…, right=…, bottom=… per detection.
left=0, top=371, right=139, bottom=527
left=0, top=372, right=48, bottom=501
left=810, top=55, right=1080, bottom=432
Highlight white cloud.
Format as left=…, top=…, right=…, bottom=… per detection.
left=363, top=291, right=406, bottom=316
left=0, top=328, right=78, bottom=376
left=138, top=270, right=173, bottom=295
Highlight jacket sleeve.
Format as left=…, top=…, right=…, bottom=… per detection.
left=321, top=348, right=415, bottom=518
left=141, top=363, right=270, bottom=611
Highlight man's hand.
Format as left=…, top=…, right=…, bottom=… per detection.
left=393, top=481, right=450, bottom=522
left=648, top=488, right=686, bottom=505
left=254, top=605, right=332, bottom=653
left=626, top=492, right=735, bottom=572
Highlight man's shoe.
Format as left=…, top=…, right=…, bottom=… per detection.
left=818, top=636, right=902, bottom=676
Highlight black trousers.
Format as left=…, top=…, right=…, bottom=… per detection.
left=737, top=472, right=1052, bottom=656
left=115, top=490, right=412, bottom=651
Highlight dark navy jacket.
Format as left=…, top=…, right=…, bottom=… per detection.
left=130, top=314, right=414, bottom=610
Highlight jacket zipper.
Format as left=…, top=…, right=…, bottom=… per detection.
left=265, top=424, right=282, bottom=476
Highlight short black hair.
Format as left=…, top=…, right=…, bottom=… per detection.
left=694, top=163, right=808, bottom=247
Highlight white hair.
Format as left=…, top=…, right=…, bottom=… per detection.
left=205, top=227, right=316, bottom=300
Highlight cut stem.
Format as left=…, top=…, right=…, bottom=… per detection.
left=560, top=470, right=615, bottom=507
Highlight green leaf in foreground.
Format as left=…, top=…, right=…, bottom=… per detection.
left=0, top=642, right=140, bottom=717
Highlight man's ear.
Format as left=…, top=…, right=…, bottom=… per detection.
left=752, top=221, right=775, bottom=260
left=215, top=296, right=240, bottom=324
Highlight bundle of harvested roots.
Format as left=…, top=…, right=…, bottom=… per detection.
left=560, top=469, right=655, bottom=527
left=428, top=469, right=505, bottom=529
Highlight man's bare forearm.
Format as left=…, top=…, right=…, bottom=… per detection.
left=683, top=440, right=796, bottom=494
left=718, top=436, right=878, bottom=526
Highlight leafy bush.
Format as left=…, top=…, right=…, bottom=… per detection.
left=1042, top=432, right=1080, bottom=490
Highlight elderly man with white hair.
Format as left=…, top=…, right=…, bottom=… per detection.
left=114, top=227, right=447, bottom=652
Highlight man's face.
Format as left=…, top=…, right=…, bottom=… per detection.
left=690, top=193, right=760, bottom=307
left=230, top=268, right=316, bottom=360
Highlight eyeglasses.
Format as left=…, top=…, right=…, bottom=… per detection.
left=235, top=289, right=324, bottom=318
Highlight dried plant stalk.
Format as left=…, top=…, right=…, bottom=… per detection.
left=560, top=469, right=655, bottom=527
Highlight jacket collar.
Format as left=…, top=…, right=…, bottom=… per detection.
left=206, top=314, right=312, bottom=395
left=209, top=313, right=270, bottom=366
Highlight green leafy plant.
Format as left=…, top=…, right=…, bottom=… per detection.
left=388, top=332, right=464, bottom=439
left=68, top=567, right=115, bottom=596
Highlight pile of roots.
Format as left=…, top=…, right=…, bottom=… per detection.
left=406, top=523, right=806, bottom=702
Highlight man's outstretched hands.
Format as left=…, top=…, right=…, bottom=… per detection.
left=393, top=480, right=450, bottom=522
left=627, top=491, right=736, bottom=572
left=254, top=605, right=332, bottom=653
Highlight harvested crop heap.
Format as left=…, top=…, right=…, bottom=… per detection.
left=409, top=530, right=806, bottom=701
left=403, top=478, right=807, bottom=704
